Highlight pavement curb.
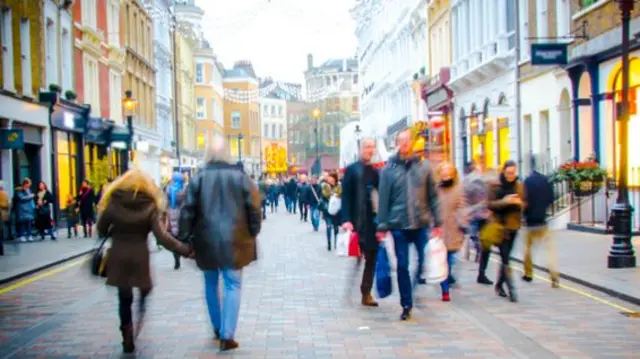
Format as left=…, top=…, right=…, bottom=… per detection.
left=0, top=249, right=95, bottom=286
left=490, top=249, right=640, bottom=308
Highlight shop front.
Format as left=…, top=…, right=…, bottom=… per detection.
left=421, top=68, right=454, bottom=164
left=44, top=93, right=90, bottom=220
left=566, top=32, right=640, bottom=186
left=0, top=93, right=52, bottom=192
left=84, top=117, right=114, bottom=189
left=108, top=125, right=132, bottom=178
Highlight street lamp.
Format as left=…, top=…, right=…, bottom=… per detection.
left=237, top=132, right=244, bottom=163
left=122, top=90, right=137, bottom=171
left=609, top=0, right=636, bottom=268
left=354, top=124, right=362, bottom=162
left=312, top=107, right=321, bottom=175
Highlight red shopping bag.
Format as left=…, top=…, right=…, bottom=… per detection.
left=348, top=231, right=361, bottom=257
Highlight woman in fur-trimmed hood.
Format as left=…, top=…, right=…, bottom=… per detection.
left=96, top=168, right=192, bottom=354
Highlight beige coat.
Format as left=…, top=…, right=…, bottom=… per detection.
left=437, top=183, right=467, bottom=251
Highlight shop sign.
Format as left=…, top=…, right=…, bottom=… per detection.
left=0, top=129, right=24, bottom=149
left=426, top=88, right=450, bottom=109
left=531, top=43, right=568, bottom=66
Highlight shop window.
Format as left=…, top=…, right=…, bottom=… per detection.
left=55, top=131, right=79, bottom=211
left=497, top=118, right=510, bottom=167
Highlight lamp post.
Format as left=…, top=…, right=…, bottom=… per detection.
left=354, top=124, right=362, bottom=162
left=237, top=132, right=244, bottom=163
left=312, top=107, right=321, bottom=175
left=609, top=0, right=636, bottom=268
left=123, top=90, right=137, bottom=171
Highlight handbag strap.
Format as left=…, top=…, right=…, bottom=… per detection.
left=310, top=185, right=320, bottom=202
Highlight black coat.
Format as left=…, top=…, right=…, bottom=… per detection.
left=179, top=161, right=262, bottom=270
left=341, top=161, right=379, bottom=251
left=523, top=171, right=554, bottom=227
left=77, top=187, right=96, bottom=220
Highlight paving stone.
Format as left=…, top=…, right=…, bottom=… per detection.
left=0, top=206, right=639, bottom=358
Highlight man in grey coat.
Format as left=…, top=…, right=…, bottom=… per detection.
left=377, top=129, right=441, bottom=321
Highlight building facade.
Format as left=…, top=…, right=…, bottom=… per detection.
left=351, top=0, right=427, bottom=144
left=450, top=0, right=518, bottom=173
left=260, top=96, right=287, bottom=174
left=122, top=0, right=159, bottom=180
left=303, top=55, right=359, bottom=172
left=194, top=40, right=224, bottom=155
left=0, top=0, right=53, bottom=194
left=418, top=0, right=453, bottom=163
left=69, top=0, right=127, bottom=201
left=517, top=0, right=573, bottom=174
left=151, top=0, right=175, bottom=181
left=223, top=62, right=261, bottom=175
left=287, top=99, right=311, bottom=172
left=174, top=0, right=203, bottom=169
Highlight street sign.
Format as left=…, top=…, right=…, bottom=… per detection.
left=531, top=43, right=568, bottom=65
left=0, top=129, right=24, bottom=149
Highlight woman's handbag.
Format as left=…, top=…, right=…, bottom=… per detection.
left=90, top=237, right=110, bottom=277
left=479, top=220, right=505, bottom=250
left=375, top=243, right=392, bottom=298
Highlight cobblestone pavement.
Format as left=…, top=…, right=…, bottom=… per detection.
left=0, top=208, right=639, bottom=358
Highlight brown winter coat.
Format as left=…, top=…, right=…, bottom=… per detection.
left=96, top=189, right=188, bottom=289
left=487, top=178, right=526, bottom=231
left=437, top=183, right=468, bottom=251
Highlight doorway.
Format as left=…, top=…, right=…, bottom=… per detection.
left=12, top=143, right=41, bottom=189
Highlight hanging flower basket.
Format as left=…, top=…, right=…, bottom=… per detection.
left=549, top=160, right=608, bottom=197
left=571, top=181, right=603, bottom=197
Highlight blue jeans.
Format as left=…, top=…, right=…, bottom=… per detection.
left=204, top=269, right=242, bottom=340
left=439, top=251, right=457, bottom=293
left=17, top=220, right=32, bottom=239
left=391, top=228, right=427, bottom=309
left=284, top=196, right=291, bottom=212
left=324, top=215, right=339, bottom=249
left=310, top=205, right=320, bottom=230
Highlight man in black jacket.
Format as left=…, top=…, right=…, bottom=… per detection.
left=285, top=177, right=298, bottom=214
left=522, top=157, right=557, bottom=287
left=179, top=140, right=262, bottom=351
left=341, top=138, right=380, bottom=307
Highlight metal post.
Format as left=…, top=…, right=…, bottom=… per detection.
left=608, top=0, right=636, bottom=268
left=238, top=133, right=243, bottom=162
left=124, top=114, right=133, bottom=170
left=171, top=13, right=181, bottom=169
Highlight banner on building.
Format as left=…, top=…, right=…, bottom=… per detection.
left=0, top=129, right=24, bottom=149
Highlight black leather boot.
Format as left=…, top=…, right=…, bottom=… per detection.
left=120, top=324, right=135, bottom=353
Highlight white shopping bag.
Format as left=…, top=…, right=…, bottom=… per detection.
left=382, top=232, right=397, bottom=270
left=328, top=195, right=342, bottom=215
left=336, top=230, right=350, bottom=257
left=425, top=236, right=448, bottom=284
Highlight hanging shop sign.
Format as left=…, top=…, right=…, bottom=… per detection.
left=531, top=43, right=568, bottom=66
left=0, top=129, right=24, bottom=149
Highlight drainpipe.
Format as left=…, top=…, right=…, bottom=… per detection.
left=514, top=0, right=523, bottom=175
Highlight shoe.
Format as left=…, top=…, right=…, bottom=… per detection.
left=507, top=286, right=518, bottom=303
left=174, top=260, right=180, bottom=270
left=551, top=278, right=560, bottom=288
left=522, top=275, right=533, bottom=282
left=448, top=276, right=457, bottom=285
left=442, top=292, right=451, bottom=302
left=400, top=307, right=412, bottom=321
left=120, top=324, right=135, bottom=353
left=495, top=285, right=507, bottom=298
left=477, top=275, right=494, bottom=285
left=361, top=294, right=379, bottom=307
left=220, top=339, right=239, bottom=351
left=417, top=277, right=427, bottom=285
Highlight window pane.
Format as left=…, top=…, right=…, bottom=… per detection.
left=57, top=154, right=70, bottom=209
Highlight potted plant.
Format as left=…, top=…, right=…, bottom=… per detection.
left=48, top=84, right=62, bottom=93
left=64, top=90, right=77, bottom=101
left=549, top=160, right=608, bottom=196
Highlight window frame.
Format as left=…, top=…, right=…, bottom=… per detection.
left=231, top=111, right=241, bottom=129
left=195, top=63, right=204, bottom=84
left=196, top=97, right=206, bottom=119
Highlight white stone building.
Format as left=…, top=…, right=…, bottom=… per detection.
left=150, top=0, right=176, bottom=181
left=449, top=0, right=518, bottom=172
left=259, top=96, right=287, bottom=172
left=351, top=0, right=428, bottom=144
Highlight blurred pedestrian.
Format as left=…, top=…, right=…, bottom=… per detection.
left=35, top=181, right=56, bottom=240
left=96, top=169, right=192, bottom=354
left=77, top=180, right=96, bottom=237
left=15, top=178, right=35, bottom=242
left=165, top=172, right=187, bottom=270
left=179, top=139, right=262, bottom=351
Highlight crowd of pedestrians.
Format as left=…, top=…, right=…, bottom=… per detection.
left=86, top=128, right=559, bottom=354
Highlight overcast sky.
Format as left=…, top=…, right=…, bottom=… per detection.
left=196, top=0, right=357, bottom=84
